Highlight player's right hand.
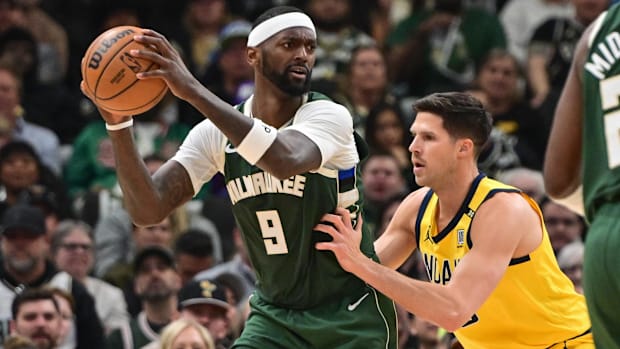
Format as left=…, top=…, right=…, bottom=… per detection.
left=80, top=80, right=133, bottom=126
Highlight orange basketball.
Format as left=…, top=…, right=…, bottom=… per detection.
left=81, top=26, right=168, bottom=115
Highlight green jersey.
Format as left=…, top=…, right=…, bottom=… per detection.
left=173, top=92, right=375, bottom=310
left=582, top=4, right=620, bottom=221
left=225, top=92, right=373, bottom=309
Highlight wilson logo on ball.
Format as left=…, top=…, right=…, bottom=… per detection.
left=88, top=28, right=136, bottom=70
left=81, top=25, right=168, bottom=115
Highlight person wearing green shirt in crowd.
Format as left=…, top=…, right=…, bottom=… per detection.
left=386, top=0, right=506, bottom=97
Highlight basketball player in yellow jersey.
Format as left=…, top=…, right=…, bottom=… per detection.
left=315, top=92, right=594, bottom=348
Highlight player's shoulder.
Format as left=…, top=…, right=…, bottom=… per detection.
left=399, top=187, right=431, bottom=213
left=306, top=91, right=332, bottom=102
left=479, top=189, right=533, bottom=221
left=298, top=92, right=352, bottom=121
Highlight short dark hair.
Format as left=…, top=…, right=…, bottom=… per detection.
left=413, top=92, right=492, bottom=157
left=174, top=229, right=214, bottom=258
left=252, top=5, right=304, bottom=29
left=11, top=287, right=59, bottom=320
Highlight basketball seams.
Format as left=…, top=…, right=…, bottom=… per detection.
left=99, top=82, right=168, bottom=115
left=81, top=25, right=168, bottom=115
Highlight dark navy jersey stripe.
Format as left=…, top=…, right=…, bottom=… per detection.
left=433, top=173, right=486, bottom=244
left=416, top=189, right=434, bottom=247
left=509, top=255, right=531, bottom=265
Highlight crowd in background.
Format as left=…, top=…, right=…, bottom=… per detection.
left=0, top=0, right=602, bottom=348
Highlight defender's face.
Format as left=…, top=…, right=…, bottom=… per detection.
left=258, top=27, right=316, bottom=96
left=409, top=112, right=458, bottom=187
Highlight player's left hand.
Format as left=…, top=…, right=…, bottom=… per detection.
left=130, top=29, right=202, bottom=101
left=315, top=207, right=365, bottom=273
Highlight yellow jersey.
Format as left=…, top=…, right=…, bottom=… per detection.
left=416, top=174, right=591, bottom=348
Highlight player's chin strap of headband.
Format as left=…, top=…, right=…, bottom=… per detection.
left=247, top=12, right=316, bottom=47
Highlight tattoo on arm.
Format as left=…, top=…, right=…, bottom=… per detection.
left=153, top=162, right=195, bottom=213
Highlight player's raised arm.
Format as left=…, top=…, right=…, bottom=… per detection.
left=78, top=89, right=194, bottom=226
left=131, top=27, right=325, bottom=180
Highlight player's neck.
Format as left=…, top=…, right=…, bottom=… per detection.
left=433, top=165, right=480, bottom=218
left=251, top=88, right=303, bottom=128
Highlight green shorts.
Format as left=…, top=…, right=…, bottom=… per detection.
left=583, top=203, right=620, bottom=348
left=232, top=285, right=398, bottom=349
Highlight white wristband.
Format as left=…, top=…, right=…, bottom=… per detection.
left=106, top=119, right=134, bottom=131
left=236, top=119, right=277, bottom=165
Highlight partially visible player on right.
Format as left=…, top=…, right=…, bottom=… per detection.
left=544, top=3, right=620, bottom=347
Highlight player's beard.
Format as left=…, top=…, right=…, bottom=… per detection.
left=261, top=53, right=311, bottom=96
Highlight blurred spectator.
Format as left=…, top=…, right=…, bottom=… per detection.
left=0, top=0, right=20, bottom=34
left=496, top=167, right=546, bottom=202
left=227, top=0, right=280, bottom=21
left=467, top=49, right=548, bottom=171
left=386, top=0, right=506, bottom=97
left=557, top=240, right=584, bottom=294
left=199, top=196, right=235, bottom=260
left=539, top=196, right=586, bottom=255
left=364, top=102, right=415, bottom=189
left=195, top=227, right=256, bottom=307
left=158, top=318, right=214, bottom=349
left=401, top=313, right=442, bottom=349
left=0, top=65, right=61, bottom=174
left=102, top=216, right=178, bottom=316
left=360, top=151, right=408, bottom=236
left=48, top=288, right=75, bottom=349
left=105, top=246, right=181, bottom=349
left=64, top=93, right=189, bottom=199
left=10, top=0, right=68, bottom=85
left=98, top=3, right=141, bottom=30
left=350, top=0, right=398, bottom=47
left=336, top=44, right=397, bottom=137
left=9, top=287, right=61, bottom=349
left=0, top=28, right=82, bottom=145
left=375, top=192, right=407, bottom=238
left=177, top=279, right=233, bottom=349
left=173, top=230, right=217, bottom=286
left=0, top=141, right=71, bottom=224
left=527, top=0, right=609, bottom=110
left=202, top=20, right=254, bottom=106
left=475, top=127, right=521, bottom=178
left=303, top=0, right=375, bottom=96
left=164, top=0, right=232, bottom=127
left=500, top=0, right=574, bottom=64
left=0, top=204, right=104, bottom=349
left=50, top=220, right=129, bottom=334
left=178, top=0, right=229, bottom=78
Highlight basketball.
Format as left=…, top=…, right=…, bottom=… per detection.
left=81, top=26, right=168, bottom=115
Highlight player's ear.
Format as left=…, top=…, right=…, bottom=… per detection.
left=247, top=47, right=259, bottom=67
left=457, top=139, right=474, bottom=157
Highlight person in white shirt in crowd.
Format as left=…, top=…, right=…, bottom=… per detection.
left=50, top=220, right=129, bottom=334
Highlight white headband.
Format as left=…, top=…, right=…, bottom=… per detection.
left=247, top=12, right=316, bottom=47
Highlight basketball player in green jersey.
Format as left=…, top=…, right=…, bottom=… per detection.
left=545, top=3, right=620, bottom=347
left=316, top=92, right=594, bottom=348
left=80, top=5, right=397, bottom=349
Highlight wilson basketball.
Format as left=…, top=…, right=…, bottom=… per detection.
left=81, top=26, right=168, bottom=115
